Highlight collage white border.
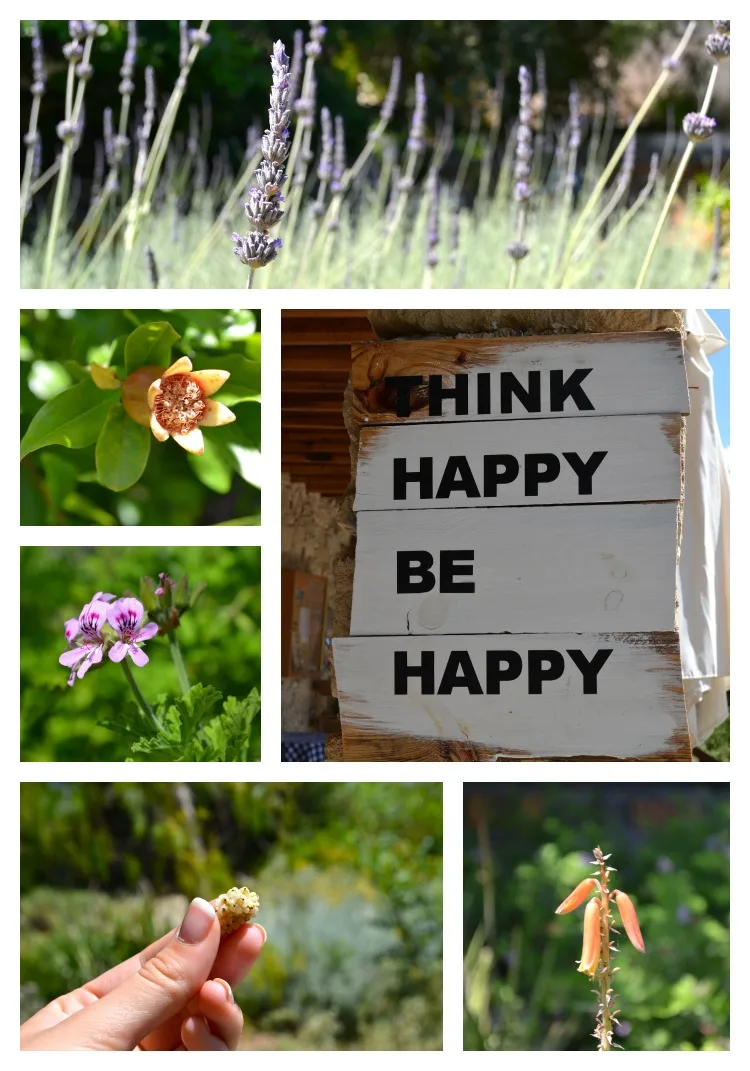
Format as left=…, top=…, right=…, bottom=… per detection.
left=12, top=3, right=746, bottom=1063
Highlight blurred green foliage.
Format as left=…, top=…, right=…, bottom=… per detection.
left=463, top=784, right=729, bottom=1051
left=20, top=308, right=261, bottom=525
left=20, top=20, right=713, bottom=178
left=20, top=545, right=261, bottom=761
left=20, top=782, right=443, bottom=1050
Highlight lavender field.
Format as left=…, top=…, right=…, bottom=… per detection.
left=20, top=20, right=729, bottom=290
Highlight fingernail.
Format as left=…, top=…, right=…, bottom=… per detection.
left=255, top=923, right=267, bottom=946
left=214, top=977, right=234, bottom=1004
left=178, top=897, right=216, bottom=944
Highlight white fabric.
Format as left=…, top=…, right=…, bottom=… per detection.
left=677, top=310, right=730, bottom=745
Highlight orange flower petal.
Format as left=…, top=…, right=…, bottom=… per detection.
left=150, top=412, right=169, bottom=443
left=555, top=877, right=598, bottom=915
left=163, top=355, right=193, bottom=377
left=191, top=369, right=231, bottom=396
left=200, top=399, right=236, bottom=427
left=577, top=897, right=601, bottom=975
left=147, top=379, right=162, bottom=411
left=613, top=890, right=645, bottom=953
left=171, top=427, right=205, bottom=455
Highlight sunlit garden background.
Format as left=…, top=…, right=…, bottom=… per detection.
left=20, top=782, right=443, bottom=1050
left=21, top=308, right=261, bottom=526
left=464, top=783, right=729, bottom=1051
left=20, top=20, right=729, bottom=289
left=20, top=545, right=261, bottom=762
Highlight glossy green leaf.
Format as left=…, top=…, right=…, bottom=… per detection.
left=40, top=452, right=79, bottom=509
left=187, top=435, right=234, bottom=494
left=95, top=404, right=152, bottom=491
left=124, top=321, right=180, bottom=374
left=192, top=352, right=261, bottom=404
left=20, top=378, right=120, bottom=459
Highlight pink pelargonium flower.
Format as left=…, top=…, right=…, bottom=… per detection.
left=107, top=597, right=159, bottom=666
left=59, top=598, right=112, bottom=686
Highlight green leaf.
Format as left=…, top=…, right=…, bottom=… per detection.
left=187, top=435, right=233, bottom=494
left=95, top=404, right=152, bottom=491
left=40, top=452, right=79, bottom=508
left=124, top=321, right=180, bottom=374
left=20, top=378, right=119, bottom=459
left=61, top=491, right=118, bottom=525
left=192, top=352, right=261, bottom=404
left=214, top=515, right=261, bottom=526
left=20, top=465, right=47, bottom=525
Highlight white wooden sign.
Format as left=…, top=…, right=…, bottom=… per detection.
left=354, top=414, right=683, bottom=511
left=351, top=333, right=689, bottom=426
left=350, top=502, right=678, bottom=635
left=333, top=632, right=690, bottom=760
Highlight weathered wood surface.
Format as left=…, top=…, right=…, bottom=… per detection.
left=350, top=332, right=689, bottom=425
left=354, top=414, right=684, bottom=511
left=333, top=632, right=690, bottom=761
left=350, top=502, right=679, bottom=635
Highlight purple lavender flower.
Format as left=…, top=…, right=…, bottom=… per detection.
left=705, top=33, right=730, bottom=60
left=59, top=595, right=114, bottom=686
left=234, top=41, right=291, bottom=277
left=661, top=55, right=680, bottom=71
left=513, top=65, right=533, bottom=202
left=289, top=29, right=305, bottom=107
left=683, top=112, right=717, bottom=142
left=305, top=21, right=327, bottom=59
left=188, top=28, right=212, bottom=50
left=506, top=240, right=530, bottom=260
left=107, top=598, right=159, bottom=667
left=407, top=73, right=427, bottom=152
left=30, top=21, right=46, bottom=97
left=317, top=107, right=334, bottom=183
left=331, top=115, right=346, bottom=193
left=380, top=56, right=402, bottom=123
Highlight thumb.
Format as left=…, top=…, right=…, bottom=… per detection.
left=61, top=897, right=220, bottom=1050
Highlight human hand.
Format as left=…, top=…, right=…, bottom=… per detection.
left=21, top=896, right=266, bottom=1050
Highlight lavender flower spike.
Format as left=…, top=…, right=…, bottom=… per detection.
left=381, top=57, right=402, bottom=123
left=407, top=73, right=427, bottom=153
left=233, top=40, right=291, bottom=282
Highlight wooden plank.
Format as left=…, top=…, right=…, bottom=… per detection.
left=350, top=502, right=678, bottom=634
left=333, top=632, right=690, bottom=761
left=354, top=414, right=683, bottom=511
left=350, top=332, right=689, bottom=425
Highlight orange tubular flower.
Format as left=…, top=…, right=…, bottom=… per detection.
left=613, top=890, right=646, bottom=953
left=147, top=356, right=235, bottom=455
left=577, top=897, right=602, bottom=976
left=555, top=877, right=598, bottom=915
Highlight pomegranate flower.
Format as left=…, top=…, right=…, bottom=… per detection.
left=147, top=356, right=235, bottom=455
left=59, top=597, right=113, bottom=686
left=107, top=598, right=159, bottom=667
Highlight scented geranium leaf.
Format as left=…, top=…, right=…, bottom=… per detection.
left=129, top=684, right=224, bottom=761
left=187, top=435, right=234, bottom=494
left=124, top=321, right=180, bottom=374
left=20, top=378, right=119, bottom=459
left=99, top=695, right=168, bottom=741
left=96, top=404, right=151, bottom=491
left=40, top=451, right=78, bottom=509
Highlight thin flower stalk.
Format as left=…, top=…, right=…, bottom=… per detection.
left=71, top=21, right=138, bottom=259
left=454, top=107, right=481, bottom=203
left=117, top=20, right=211, bottom=286
left=41, top=23, right=96, bottom=287
left=555, top=847, right=645, bottom=1051
left=423, top=166, right=440, bottom=288
left=571, top=133, right=636, bottom=266
left=568, top=152, right=660, bottom=286
left=508, top=65, right=533, bottom=288
left=635, top=24, right=727, bottom=288
left=20, top=21, right=46, bottom=235
left=545, top=80, right=581, bottom=284
left=383, top=71, right=427, bottom=249
left=556, top=19, right=696, bottom=286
